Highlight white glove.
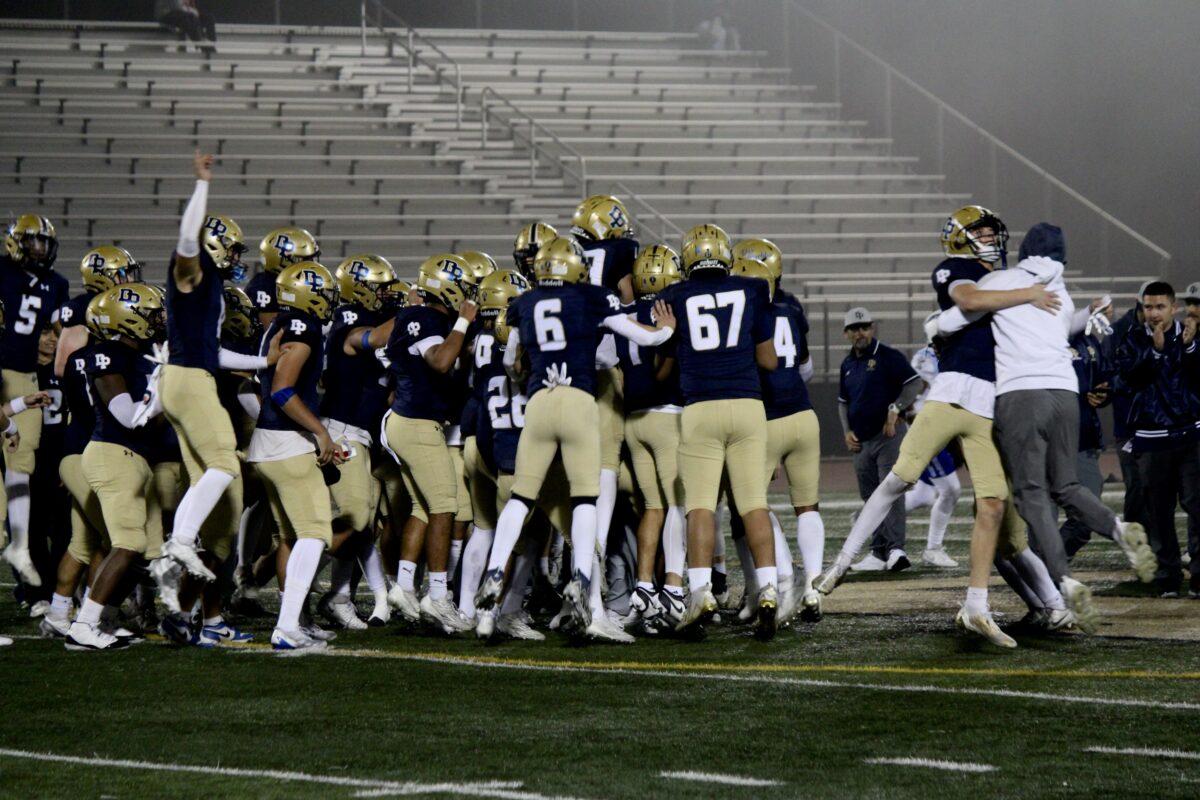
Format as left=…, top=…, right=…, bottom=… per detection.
left=1085, top=310, right=1113, bottom=339
left=923, top=312, right=942, bottom=344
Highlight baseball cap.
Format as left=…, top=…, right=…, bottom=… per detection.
left=1183, top=282, right=1200, bottom=302
left=1136, top=279, right=1155, bottom=306
left=843, top=307, right=872, bottom=329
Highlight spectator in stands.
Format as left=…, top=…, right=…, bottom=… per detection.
left=156, top=0, right=216, bottom=46
left=838, top=307, right=922, bottom=573
left=696, top=2, right=740, bottom=51
left=1114, top=281, right=1200, bottom=597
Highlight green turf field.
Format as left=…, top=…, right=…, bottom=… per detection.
left=2, top=492, right=1199, bottom=799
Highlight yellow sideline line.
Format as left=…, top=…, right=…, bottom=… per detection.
left=228, top=640, right=1200, bottom=681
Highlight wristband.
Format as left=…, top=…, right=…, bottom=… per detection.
left=453, top=317, right=470, bottom=335
left=360, top=330, right=373, bottom=351
left=8, top=397, right=26, bottom=416
left=271, top=387, right=297, bottom=407
left=3, top=419, right=17, bottom=437
left=888, top=403, right=901, bottom=415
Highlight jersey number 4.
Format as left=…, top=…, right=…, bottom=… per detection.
left=685, top=290, right=745, bottom=352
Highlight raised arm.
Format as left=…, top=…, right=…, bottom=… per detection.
left=172, top=151, right=213, bottom=292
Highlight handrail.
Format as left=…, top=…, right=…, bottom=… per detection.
left=788, top=1, right=1170, bottom=270
left=615, top=181, right=685, bottom=242
left=361, top=0, right=463, bottom=126
left=478, top=85, right=588, bottom=195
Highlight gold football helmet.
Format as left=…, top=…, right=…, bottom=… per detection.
left=334, top=254, right=399, bottom=313
left=5, top=214, right=58, bottom=272
left=200, top=214, right=248, bottom=282
left=86, top=282, right=166, bottom=342
left=534, top=235, right=588, bottom=285
left=940, top=205, right=1009, bottom=263
left=730, top=257, right=775, bottom=300
left=276, top=261, right=337, bottom=322
left=570, top=195, right=632, bottom=242
left=259, top=226, right=320, bottom=275
left=680, top=223, right=732, bottom=277
left=631, top=244, right=682, bottom=297
left=80, top=246, right=142, bottom=294
left=492, top=311, right=515, bottom=346
left=416, top=253, right=472, bottom=310
left=222, top=286, right=258, bottom=340
left=477, top=269, right=530, bottom=319
left=459, top=251, right=498, bottom=292
left=732, top=238, right=782, bottom=284
left=513, top=222, right=558, bottom=278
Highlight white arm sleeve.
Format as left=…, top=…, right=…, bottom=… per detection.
left=108, top=393, right=138, bottom=429
left=503, top=329, right=522, bottom=379
left=798, top=358, right=814, bottom=383
left=602, top=313, right=672, bottom=347
left=1069, top=307, right=1090, bottom=338
left=177, top=179, right=208, bottom=258
left=237, top=387, right=261, bottom=418
left=218, top=348, right=269, bottom=371
left=936, top=305, right=971, bottom=335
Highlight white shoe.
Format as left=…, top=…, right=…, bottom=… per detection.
left=420, top=594, right=472, bottom=634
left=754, top=584, right=778, bottom=641
left=149, top=557, right=183, bottom=615
left=922, top=548, right=959, bottom=568
left=496, top=613, right=546, bottom=641
left=475, top=608, right=496, bottom=639
left=29, top=600, right=50, bottom=618
left=40, top=614, right=71, bottom=638
left=676, top=584, right=717, bottom=633
left=1115, top=522, right=1156, bottom=583
left=1043, top=607, right=1076, bottom=632
left=548, top=598, right=571, bottom=631
left=161, top=538, right=216, bottom=582
left=368, top=597, right=391, bottom=627
left=585, top=614, right=635, bottom=643
left=271, top=627, right=327, bottom=653
left=955, top=607, right=1017, bottom=648
left=64, top=621, right=129, bottom=651
left=3, top=545, right=42, bottom=587
left=387, top=584, right=421, bottom=622
left=321, top=594, right=368, bottom=630
left=0, top=635, right=11, bottom=647
left=885, top=549, right=911, bottom=572
left=301, top=622, right=337, bottom=642
left=800, top=588, right=823, bottom=622
left=736, top=586, right=758, bottom=623
left=850, top=553, right=887, bottom=572
left=562, top=577, right=592, bottom=631
left=814, top=554, right=851, bottom=595
left=777, top=584, right=799, bottom=626
left=1060, top=577, right=1098, bottom=634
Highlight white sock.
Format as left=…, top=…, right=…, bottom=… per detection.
left=396, top=560, right=417, bottom=592
left=570, top=503, right=598, bottom=583
left=236, top=500, right=266, bottom=574
left=356, top=536, right=387, bottom=599
left=501, top=547, right=537, bottom=616
left=203, top=614, right=222, bottom=627
left=76, top=597, right=103, bottom=626
left=733, top=535, right=757, bottom=594
left=595, top=468, right=618, bottom=559
left=50, top=592, right=72, bottom=619
left=172, top=469, right=235, bottom=547
left=663, top=505, right=686, bottom=578
left=4, top=470, right=30, bottom=551
left=964, top=586, right=989, bottom=616
left=905, top=480, right=936, bottom=512
left=589, top=553, right=605, bottom=615
left=994, top=556, right=1044, bottom=610
left=1014, top=548, right=1065, bottom=609
left=840, top=472, right=909, bottom=559
left=329, top=553, right=355, bottom=597
left=754, top=565, right=778, bottom=590
left=796, top=510, right=825, bottom=583
left=688, top=566, right=712, bottom=591
left=769, top=511, right=794, bottom=582
left=927, top=474, right=960, bottom=551
left=1110, top=517, right=1127, bottom=543
left=487, top=497, right=530, bottom=574
left=277, top=538, right=325, bottom=631
left=447, top=538, right=464, bottom=583
left=457, top=527, right=494, bottom=618
left=428, top=571, right=448, bottom=601
left=712, top=511, right=727, bottom=574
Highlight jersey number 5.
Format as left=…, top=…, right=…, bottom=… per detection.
left=685, top=290, right=745, bottom=351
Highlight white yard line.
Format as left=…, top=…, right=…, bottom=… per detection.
left=0, top=749, right=589, bottom=800
left=659, top=771, right=783, bottom=787
left=863, top=757, right=996, bottom=773
left=1085, top=746, right=1200, bottom=761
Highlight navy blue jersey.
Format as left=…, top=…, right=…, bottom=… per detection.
left=662, top=272, right=774, bottom=405
left=932, top=257, right=996, bottom=382
left=616, top=298, right=680, bottom=412
left=58, top=291, right=93, bottom=331
left=166, top=250, right=224, bottom=374
left=0, top=258, right=70, bottom=372
left=321, top=303, right=390, bottom=434
left=1070, top=332, right=1111, bottom=452
left=245, top=271, right=279, bottom=313
left=85, top=339, right=155, bottom=459
left=37, top=360, right=65, bottom=450
left=581, top=237, right=639, bottom=294
left=256, top=310, right=324, bottom=433
left=61, top=342, right=95, bottom=456
left=385, top=305, right=454, bottom=421
left=762, top=290, right=813, bottom=419
left=487, top=374, right=527, bottom=474
left=507, top=282, right=623, bottom=398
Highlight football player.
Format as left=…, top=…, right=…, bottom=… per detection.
left=249, top=226, right=320, bottom=332
left=246, top=260, right=344, bottom=651
left=1, top=214, right=70, bottom=587
left=474, top=235, right=674, bottom=634
left=512, top=222, right=558, bottom=282
left=381, top=254, right=478, bottom=632
left=661, top=224, right=780, bottom=641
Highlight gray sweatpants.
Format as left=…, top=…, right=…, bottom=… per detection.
left=853, top=426, right=907, bottom=559
left=994, top=389, right=1117, bottom=584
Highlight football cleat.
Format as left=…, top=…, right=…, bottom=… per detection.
left=886, top=549, right=912, bottom=572
left=197, top=621, right=253, bottom=646
left=320, top=593, right=368, bottom=631
left=271, top=628, right=327, bottom=653
left=922, top=548, right=959, bottom=568
left=301, top=621, right=337, bottom=642
left=368, top=596, right=391, bottom=627
left=158, top=612, right=195, bottom=645
left=420, top=594, right=473, bottom=634
left=161, top=538, right=216, bottom=582
left=711, top=569, right=729, bottom=607
left=475, top=608, right=497, bottom=639
left=676, top=584, right=718, bottom=634
left=584, top=614, right=636, bottom=644
left=777, top=583, right=799, bottom=627
left=956, top=607, right=1018, bottom=649
left=28, top=600, right=50, bottom=618
left=1115, top=522, right=1156, bottom=584
left=64, top=621, right=130, bottom=652
left=496, top=612, right=546, bottom=641
left=735, top=591, right=758, bottom=624
left=150, top=557, right=184, bottom=614
left=473, top=568, right=504, bottom=615
left=387, top=584, right=422, bottom=623
left=851, top=553, right=887, bottom=572
left=813, top=555, right=851, bottom=595
left=3, top=544, right=42, bottom=587
left=1060, top=577, right=1099, bottom=634
left=562, top=576, right=593, bottom=632
left=799, top=588, right=823, bottom=623
left=1043, top=608, right=1077, bottom=632
left=630, top=585, right=656, bottom=617
left=653, top=589, right=686, bottom=631
left=754, top=584, right=778, bottom=642
left=39, top=614, right=71, bottom=639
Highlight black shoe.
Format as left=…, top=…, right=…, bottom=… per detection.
left=1189, top=573, right=1200, bottom=599
left=1157, top=577, right=1181, bottom=598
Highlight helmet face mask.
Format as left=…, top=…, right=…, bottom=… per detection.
left=533, top=236, right=588, bottom=285
left=459, top=251, right=498, bottom=300
left=81, top=246, right=143, bottom=294
left=222, top=286, right=260, bottom=340
left=335, top=254, right=399, bottom=314
left=940, top=206, right=1009, bottom=264
left=260, top=226, right=320, bottom=275
left=86, top=282, right=166, bottom=344
left=5, top=215, right=58, bottom=273
left=513, top=222, right=558, bottom=279
left=416, top=254, right=472, bottom=311
left=276, top=261, right=337, bottom=322
left=680, top=223, right=732, bottom=277
left=201, top=214, right=248, bottom=283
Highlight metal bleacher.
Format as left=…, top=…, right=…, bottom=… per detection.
left=0, top=16, right=1148, bottom=379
